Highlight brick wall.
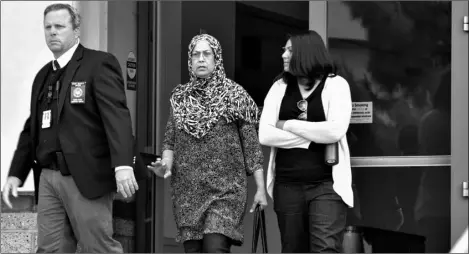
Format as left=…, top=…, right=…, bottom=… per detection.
left=1, top=192, right=136, bottom=253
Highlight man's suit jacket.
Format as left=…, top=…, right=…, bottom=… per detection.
left=8, top=44, right=147, bottom=203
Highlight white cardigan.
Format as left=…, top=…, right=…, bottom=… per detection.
left=258, top=75, right=354, bottom=207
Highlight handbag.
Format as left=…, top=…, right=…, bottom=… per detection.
left=325, top=142, right=339, bottom=166
left=251, top=205, right=268, bottom=253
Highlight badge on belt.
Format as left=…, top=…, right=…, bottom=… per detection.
left=71, top=81, right=86, bottom=104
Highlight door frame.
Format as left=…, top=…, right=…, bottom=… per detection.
left=311, top=0, right=468, bottom=246
left=450, top=1, right=468, bottom=245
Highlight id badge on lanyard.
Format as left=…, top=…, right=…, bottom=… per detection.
left=42, top=110, right=51, bottom=129
left=41, top=81, right=59, bottom=129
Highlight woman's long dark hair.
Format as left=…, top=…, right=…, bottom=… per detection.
left=275, top=30, right=337, bottom=89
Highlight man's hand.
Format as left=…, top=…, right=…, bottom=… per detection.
left=2, top=177, right=22, bottom=209
left=115, top=168, right=139, bottom=198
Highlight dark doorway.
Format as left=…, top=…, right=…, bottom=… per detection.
left=234, top=2, right=309, bottom=108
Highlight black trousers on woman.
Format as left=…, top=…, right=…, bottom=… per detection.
left=183, top=233, right=232, bottom=253
left=273, top=180, right=347, bottom=253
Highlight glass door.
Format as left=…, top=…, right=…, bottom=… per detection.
left=326, top=1, right=467, bottom=252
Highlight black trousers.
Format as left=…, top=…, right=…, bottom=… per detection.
left=273, top=180, right=347, bottom=253
left=183, top=233, right=232, bottom=253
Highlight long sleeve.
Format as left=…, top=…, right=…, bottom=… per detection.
left=258, top=81, right=310, bottom=149
left=8, top=116, right=34, bottom=186
left=237, top=119, right=264, bottom=176
left=162, top=107, right=176, bottom=151
left=93, top=53, right=134, bottom=168
left=283, top=76, right=352, bottom=144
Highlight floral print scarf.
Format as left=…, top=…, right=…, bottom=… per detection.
left=170, top=34, right=260, bottom=139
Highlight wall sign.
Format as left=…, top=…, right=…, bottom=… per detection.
left=350, top=102, right=373, bottom=124
left=126, top=51, right=137, bottom=91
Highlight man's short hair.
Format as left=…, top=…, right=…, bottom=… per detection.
left=44, top=3, right=81, bottom=30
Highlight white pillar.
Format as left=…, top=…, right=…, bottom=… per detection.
left=309, top=1, right=328, bottom=45
left=75, top=1, right=108, bottom=51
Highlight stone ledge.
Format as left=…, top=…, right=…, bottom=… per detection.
left=1, top=191, right=36, bottom=213
left=1, top=229, right=37, bottom=233
left=1, top=212, right=37, bottom=230
left=1, top=232, right=35, bottom=253
left=0, top=192, right=136, bottom=253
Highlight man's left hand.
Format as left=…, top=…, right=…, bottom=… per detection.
left=115, top=168, right=139, bottom=198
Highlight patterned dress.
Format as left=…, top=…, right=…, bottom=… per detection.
left=162, top=108, right=263, bottom=245
left=163, top=33, right=264, bottom=245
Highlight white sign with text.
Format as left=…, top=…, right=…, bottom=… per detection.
left=350, top=102, right=373, bottom=124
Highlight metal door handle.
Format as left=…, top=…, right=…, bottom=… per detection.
left=463, top=181, right=468, bottom=197
left=464, top=16, right=468, bottom=32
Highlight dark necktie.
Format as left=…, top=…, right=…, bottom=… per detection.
left=53, top=60, right=60, bottom=71
left=52, top=60, right=61, bottom=92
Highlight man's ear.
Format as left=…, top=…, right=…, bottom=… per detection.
left=74, top=27, right=80, bottom=39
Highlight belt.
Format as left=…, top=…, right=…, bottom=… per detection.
left=40, top=152, right=71, bottom=176
left=42, top=162, right=59, bottom=171
left=49, top=159, right=60, bottom=171
left=39, top=156, right=60, bottom=171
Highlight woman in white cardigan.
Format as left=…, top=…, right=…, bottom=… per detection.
left=258, top=30, right=354, bottom=253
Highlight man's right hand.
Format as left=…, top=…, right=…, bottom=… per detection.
left=2, top=176, right=22, bottom=209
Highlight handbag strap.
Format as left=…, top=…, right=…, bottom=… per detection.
left=252, top=205, right=268, bottom=253
left=260, top=207, right=268, bottom=253
left=251, top=206, right=260, bottom=253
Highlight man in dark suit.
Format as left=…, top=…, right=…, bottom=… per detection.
left=2, top=3, right=145, bottom=253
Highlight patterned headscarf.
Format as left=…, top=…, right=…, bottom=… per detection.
left=170, top=34, right=260, bottom=139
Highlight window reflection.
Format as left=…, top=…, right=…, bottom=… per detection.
left=348, top=166, right=450, bottom=252
left=327, top=1, right=451, bottom=157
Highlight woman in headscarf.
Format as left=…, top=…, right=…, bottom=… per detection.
left=148, top=34, right=268, bottom=253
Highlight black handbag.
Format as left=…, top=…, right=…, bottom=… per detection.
left=251, top=205, right=268, bottom=253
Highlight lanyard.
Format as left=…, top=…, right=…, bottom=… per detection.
left=45, top=80, right=60, bottom=109
left=46, top=83, right=53, bottom=108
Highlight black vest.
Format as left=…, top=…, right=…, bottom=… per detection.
left=275, top=77, right=333, bottom=184
left=35, top=63, right=68, bottom=167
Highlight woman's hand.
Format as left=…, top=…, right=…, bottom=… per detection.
left=148, top=158, right=172, bottom=179
left=250, top=189, right=268, bottom=213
